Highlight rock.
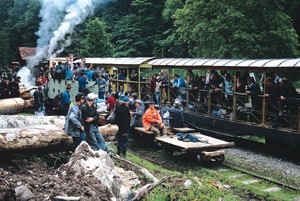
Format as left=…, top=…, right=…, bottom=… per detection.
left=15, top=185, right=35, bottom=201
left=184, top=179, right=193, bottom=187
left=60, top=142, right=139, bottom=200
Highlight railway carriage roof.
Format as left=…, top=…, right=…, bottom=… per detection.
left=74, top=57, right=154, bottom=66
left=148, top=58, right=300, bottom=71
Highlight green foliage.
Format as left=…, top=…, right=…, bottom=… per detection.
left=174, top=0, right=300, bottom=59
left=80, top=17, right=114, bottom=57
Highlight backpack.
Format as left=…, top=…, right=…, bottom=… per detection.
left=54, top=92, right=63, bottom=108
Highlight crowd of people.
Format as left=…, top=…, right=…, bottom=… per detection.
left=63, top=87, right=184, bottom=158
left=0, top=76, right=21, bottom=99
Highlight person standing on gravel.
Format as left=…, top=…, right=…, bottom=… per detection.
left=65, top=92, right=86, bottom=148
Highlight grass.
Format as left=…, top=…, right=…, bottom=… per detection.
left=116, top=142, right=300, bottom=201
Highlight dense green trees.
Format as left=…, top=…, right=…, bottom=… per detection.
left=80, top=18, right=114, bottom=57
left=0, top=0, right=299, bottom=67
left=174, top=0, right=299, bottom=58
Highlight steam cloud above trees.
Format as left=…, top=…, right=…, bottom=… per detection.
left=27, top=0, right=113, bottom=69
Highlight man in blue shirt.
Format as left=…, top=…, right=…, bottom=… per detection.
left=55, top=61, right=65, bottom=80
left=78, top=72, right=88, bottom=93
left=172, top=74, right=187, bottom=100
left=65, top=62, right=74, bottom=81
left=97, top=73, right=107, bottom=99
left=60, top=84, right=72, bottom=115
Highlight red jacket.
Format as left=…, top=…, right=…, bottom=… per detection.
left=106, top=95, right=116, bottom=111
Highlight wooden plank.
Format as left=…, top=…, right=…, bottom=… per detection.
left=134, top=127, right=154, bottom=135
left=155, top=133, right=234, bottom=151
left=172, top=127, right=196, bottom=133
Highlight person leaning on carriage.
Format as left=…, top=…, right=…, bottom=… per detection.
left=272, top=77, right=298, bottom=128
left=142, top=101, right=167, bottom=136
left=245, top=76, right=261, bottom=110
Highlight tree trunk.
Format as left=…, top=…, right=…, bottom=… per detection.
left=0, top=98, right=34, bottom=115
left=0, top=125, right=73, bottom=152
left=0, top=115, right=65, bottom=129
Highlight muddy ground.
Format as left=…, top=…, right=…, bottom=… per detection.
left=0, top=152, right=112, bottom=201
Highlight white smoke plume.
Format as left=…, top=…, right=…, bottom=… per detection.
left=27, top=0, right=113, bottom=69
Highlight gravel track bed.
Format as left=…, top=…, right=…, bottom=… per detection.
left=225, top=148, right=300, bottom=188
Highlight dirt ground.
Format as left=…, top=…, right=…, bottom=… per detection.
left=0, top=152, right=112, bottom=201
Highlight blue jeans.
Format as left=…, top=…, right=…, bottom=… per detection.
left=86, top=125, right=106, bottom=151
left=98, top=91, right=105, bottom=99
left=155, top=92, right=160, bottom=105
left=72, top=131, right=86, bottom=149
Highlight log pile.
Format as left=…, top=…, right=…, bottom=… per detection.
left=0, top=125, right=73, bottom=151
left=0, top=84, right=36, bottom=115
left=0, top=98, right=34, bottom=115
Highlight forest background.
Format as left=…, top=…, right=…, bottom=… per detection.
left=0, top=0, right=300, bottom=67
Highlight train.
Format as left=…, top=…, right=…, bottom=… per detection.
left=45, top=57, right=300, bottom=150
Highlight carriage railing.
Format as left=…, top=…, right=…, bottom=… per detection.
left=169, top=86, right=300, bottom=132
left=111, top=78, right=150, bottom=99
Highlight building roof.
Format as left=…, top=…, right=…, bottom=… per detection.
left=19, top=47, right=36, bottom=61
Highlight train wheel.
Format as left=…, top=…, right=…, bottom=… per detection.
left=163, top=145, right=174, bottom=156
left=216, top=154, right=225, bottom=164
left=196, top=154, right=202, bottom=164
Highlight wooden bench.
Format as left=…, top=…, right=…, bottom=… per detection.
left=134, top=127, right=154, bottom=135
left=172, top=127, right=196, bottom=133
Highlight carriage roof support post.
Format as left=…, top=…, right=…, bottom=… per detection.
left=207, top=69, right=212, bottom=116
left=116, top=67, right=119, bottom=92
left=232, top=71, right=237, bottom=121
left=138, top=67, right=141, bottom=99
left=261, top=72, right=267, bottom=127
left=167, top=67, right=171, bottom=106
left=185, top=68, right=189, bottom=112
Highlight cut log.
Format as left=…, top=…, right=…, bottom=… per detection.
left=20, top=86, right=38, bottom=95
left=0, top=115, right=65, bottom=129
left=0, top=125, right=73, bottom=151
left=98, top=124, right=119, bottom=141
left=0, top=98, right=34, bottom=115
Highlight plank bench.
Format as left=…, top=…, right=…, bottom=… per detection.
left=134, top=127, right=154, bottom=135
left=172, top=127, right=196, bottom=133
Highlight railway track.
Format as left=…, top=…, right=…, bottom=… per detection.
left=184, top=120, right=300, bottom=164
left=128, top=145, right=300, bottom=200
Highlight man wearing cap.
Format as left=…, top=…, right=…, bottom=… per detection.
left=142, top=101, right=167, bottom=136
left=82, top=93, right=106, bottom=151
left=0, top=77, right=10, bottom=99
left=60, top=84, right=72, bottom=115
left=65, top=92, right=86, bottom=148
left=115, top=97, right=131, bottom=157
left=129, top=99, right=144, bottom=142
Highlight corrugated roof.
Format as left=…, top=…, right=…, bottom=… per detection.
left=74, top=57, right=154, bottom=66
left=149, top=58, right=300, bottom=70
